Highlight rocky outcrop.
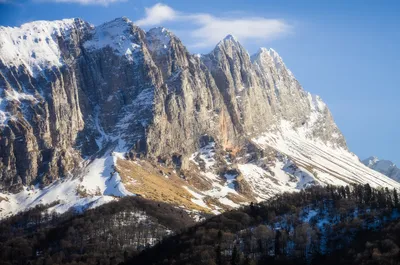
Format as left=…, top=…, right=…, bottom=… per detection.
left=0, top=17, right=346, bottom=192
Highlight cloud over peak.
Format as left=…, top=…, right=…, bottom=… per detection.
left=135, top=3, right=291, bottom=49
left=135, top=3, right=177, bottom=26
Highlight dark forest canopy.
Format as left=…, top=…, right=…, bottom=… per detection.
left=132, top=184, right=400, bottom=265
left=1, top=184, right=400, bottom=265
left=0, top=196, right=196, bottom=265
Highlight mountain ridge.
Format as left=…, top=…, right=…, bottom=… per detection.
left=0, top=17, right=398, bottom=218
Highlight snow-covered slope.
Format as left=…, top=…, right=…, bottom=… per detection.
left=180, top=122, right=400, bottom=211
left=0, top=18, right=89, bottom=76
left=1, top=17, right=399, bottom=219
left=252, top=121, right=400, bottom=189
left=362, top=157, right=400, bottom=183
left=0, top=147, right=133, bottom=218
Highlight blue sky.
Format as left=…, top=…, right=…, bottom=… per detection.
left=1, top=0, right=399, bottom=164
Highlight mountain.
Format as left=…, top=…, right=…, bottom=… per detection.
left=362, top=156, right=400, bottom=182
left=0, top=17, right=399, bottom=218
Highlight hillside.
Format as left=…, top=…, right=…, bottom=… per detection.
left=1, top=184, right=399, bottom=265
left=0, top=196, right=198, bottom=265
left=134, top=184, right=400, bottom=265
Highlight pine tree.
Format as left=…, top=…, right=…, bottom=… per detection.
left=364, top=184, right=372, bottom=204
left=216, top=245, right=222, bottom=265
left=393, top=189, right=399, bottom=208
left=231, top=245, right=240, bottom=265
left=275, top=229, right=281, bottom=256
left=345, top=185, right=351, bottom=198
left=218, top=229, right=223, bottom=242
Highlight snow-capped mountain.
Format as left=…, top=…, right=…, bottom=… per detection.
left=0, top=17, right=399, bottom=218
left=362, top=157, right=400, bottom=183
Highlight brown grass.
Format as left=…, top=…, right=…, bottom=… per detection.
left=116, top=159, right=210, bottom=212
left=226, top=192, right=249, bottom=204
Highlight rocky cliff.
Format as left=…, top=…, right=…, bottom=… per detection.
left=0, top=17, right=398, bottom=217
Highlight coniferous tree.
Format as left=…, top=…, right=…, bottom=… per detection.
left=394, top=188, right=399, bottom=208
left=364, top=183, right=372, bottom=204
left=231, top=245, right=240, bottom=265
left=215, top=245, right=222, bottom=265
left=275, top=229, right=281, bottom=256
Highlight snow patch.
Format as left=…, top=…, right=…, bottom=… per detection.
left=189, top=141, right=216, bottom=170
left=83, top=17, right=141, bottom=59
left=0, top=147, right=134, bottom=219
left=0, top=18, right=86, bottom=77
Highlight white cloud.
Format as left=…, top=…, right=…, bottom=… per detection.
left=189, top=14, right=290, bottom=48
left=135, top=4, right=291, bottom=48
left=40, top=0, right=126, bottom=6
left=135, top=3, right=177, bottom=26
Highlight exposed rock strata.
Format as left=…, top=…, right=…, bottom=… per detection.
left=0, top=17, right=345, bottom=192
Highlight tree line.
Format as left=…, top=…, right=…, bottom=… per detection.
left=1, top=183, right=399, bottom=265
left=133, top=184, right=400, bottom=265
left=0, top=196, right=195, bottom=265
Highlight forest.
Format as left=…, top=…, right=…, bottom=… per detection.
left=1, top=184, right=400, bottom=265
left=133, top=184, right=400, bottom=265
left=0, top=196, right=196, bottom=265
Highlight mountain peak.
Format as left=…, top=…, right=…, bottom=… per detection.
left=146, top=27, right=175, bottom=52
left=363, top=156, right=380, bottom=166
left=216, top=34, right=242, bottom=48
left=223, top=34, right=238, bottom=42
left=253, top=47, right=282, bottom=61
left=83, top=17, right=140, bottom=54
left=0, top=17, right=90, bottom=77
left=258, top=47, right=269, bottom=53
left=1, top=16, right=399, bottom=219
left=148, top=26, right=170, bottom=33
left=363, top=157, right=400, bottom=182
left=96, top=17, right=134, bottom=30
left=147, top=26, right=174, bottom=40
left=251, top=47, right=290, bottom=76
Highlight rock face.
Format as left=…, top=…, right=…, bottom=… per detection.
left=363, top=157, right=400, bottom=183
left=0, top=16, right=395, bottom=209
left=0, top=18, right=91, bottom=191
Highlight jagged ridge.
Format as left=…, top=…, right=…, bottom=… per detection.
left=0, top=17, right=398, bottom=218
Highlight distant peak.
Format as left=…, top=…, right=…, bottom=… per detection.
left=223, top=34, right=237, bottom=42
left=370, top=156, right=379, bottom=161
left=368, top=156, right=380, bottom=162
left=362, top=156, right=380, bottom=167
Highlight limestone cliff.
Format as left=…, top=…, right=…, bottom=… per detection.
left=0, top=17, right=352, bottom=195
